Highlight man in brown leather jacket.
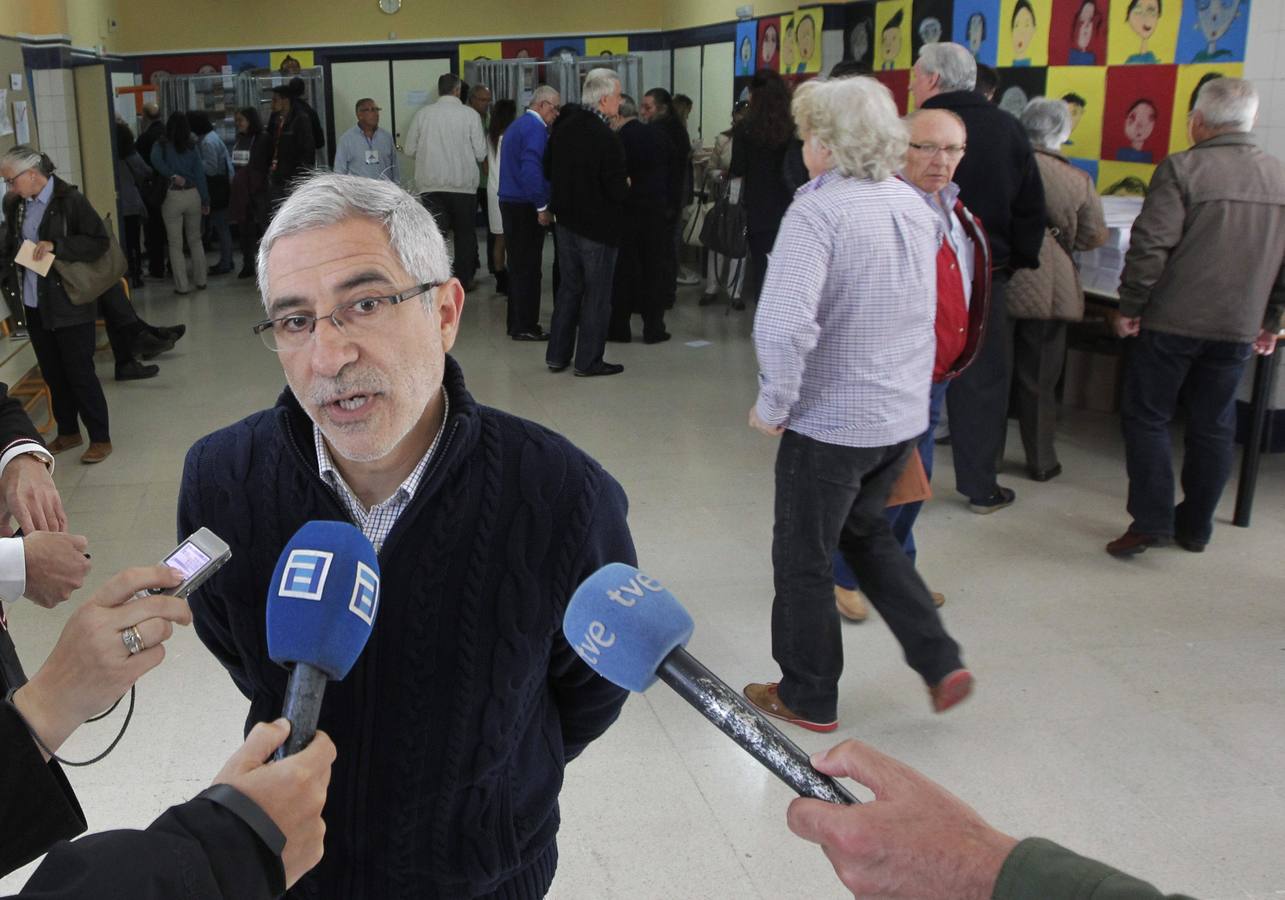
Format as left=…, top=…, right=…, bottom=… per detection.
left=1107, top=76, right=1285, bottom=558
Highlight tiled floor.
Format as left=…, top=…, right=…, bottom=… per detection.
left=2, top=256, right=1283, bottom=899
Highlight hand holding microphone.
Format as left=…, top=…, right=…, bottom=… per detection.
left=563, top=563, right=856, bottom=805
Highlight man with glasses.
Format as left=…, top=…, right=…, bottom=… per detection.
left=498, top=85, right=560, bottom=341
left=332, top=97, right=399, bottom=184
left=179, top=172, right=634, bottom=898
left=912, top=42, right=1045, bottom=515
left=832, top=109, right=992, bottom=623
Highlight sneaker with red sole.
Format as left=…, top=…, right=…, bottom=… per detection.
left=930, top=669, right=974, bottom=713
left=743, top=682, right=838, bottom=733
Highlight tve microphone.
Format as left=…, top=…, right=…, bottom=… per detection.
left=266, top=520, right=381, bottom=759
left=564, top=563, right=856, bottom=805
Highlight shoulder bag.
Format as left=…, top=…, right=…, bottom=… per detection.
left=53, top=212, right=128, bottom=306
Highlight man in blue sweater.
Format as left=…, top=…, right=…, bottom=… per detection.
left=498, top=85, right=560, bottom=342
left=179, top=172, right=634, bottom=898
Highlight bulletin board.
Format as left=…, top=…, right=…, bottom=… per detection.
left=838, top=0, right=1252, bottom=194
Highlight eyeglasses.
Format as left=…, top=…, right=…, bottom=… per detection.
left=358, top=106, right=382, bottom=113
left=908, top=142, right=967, bottom=159
left=253, top=282, right=440, bottom=352
left=2, top=169, right=30, bottom=186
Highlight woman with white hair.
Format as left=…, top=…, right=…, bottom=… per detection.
left=1007, top=97, right=1108, bottom=482
left=745, top=77, right=972, bottom=732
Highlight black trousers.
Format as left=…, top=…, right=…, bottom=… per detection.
left=500, top=201, right=546, bottom=335
left=609, top=206, right=668, bottom=341
left=743, top=229, right=777, bottom=303
left=238, top=218, right=261, bottom=274
left=1009, top=317, right=1067, bottom=474
left=771, top=431, right=962, bottom=721
left=657, top=210, right=679, bottom=308
left=122, top=214, right=143, bottom=280
left=26, top=305, right=109, bottom=443
left=948, top=272, right=1013, bottom=501
left=98, top=283, right=144, bottom=366
left=547, top=225, right=618, bottom=373
left=422, top=192, right=479, bottom=287
left=478, top=188, right=496, bottom=274
left=143, top=202, right=166, bottom=277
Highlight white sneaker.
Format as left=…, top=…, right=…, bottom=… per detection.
left=676, top=268, right=701, bottom=286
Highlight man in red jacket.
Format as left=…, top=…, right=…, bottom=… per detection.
left=833, top=107, right=992, bottom=623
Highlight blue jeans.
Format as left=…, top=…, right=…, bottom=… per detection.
left=547, top=225, right=619, bottom=373
left=772, top=430, right=963, bottom=722
left=1121, top=329, right=1252, bottom=545
left=834, top=381, right=949, bottom=589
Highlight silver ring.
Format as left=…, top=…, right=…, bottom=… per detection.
left=121, top=625, right=145, bottom=655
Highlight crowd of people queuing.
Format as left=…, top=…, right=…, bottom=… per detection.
left=0, top=36, right=1280, bottom=899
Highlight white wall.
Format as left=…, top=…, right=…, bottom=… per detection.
left=1245, top=1, right=1285, bottom=161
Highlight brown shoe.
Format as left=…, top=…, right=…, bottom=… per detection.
left=743, top=682, right=838, bottom=733
left=930, top=669, right=974, bottom=713
left=1106, top=531, right=1171, bottom=558
left=930, top=591, right=945, bottom=608
left=47, top=434, right=83, bottom=454
left=80, top=441, right=112, bottom=464
left=835, top=585, right=869, bottom=622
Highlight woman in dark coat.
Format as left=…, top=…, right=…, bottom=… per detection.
left=729, top=69, right=795, bottom=305
left=114, top=121, right=151, bottom=289
left=229, top=107, right=271, bottom=278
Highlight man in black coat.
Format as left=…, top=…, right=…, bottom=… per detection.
left=641, top=88, right=692, bottom=310
left=914, top=43, right=1045, bottom=514
left=134, top=104, right=168, bottom=279
left=266, top=82, right=317, bottom=207
left=544, top=69, right=630, bottom=376
left=608, top=95, right=670, bottom=344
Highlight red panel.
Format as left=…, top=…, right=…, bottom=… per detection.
left=502, top=40, right=545, bottom=60
left=142, top=53, right=229, bottom=83
left=1049, top=0, right=1109, bottom=66
left=757, top=17, right=781, bottom=72
left=874, top=69, right=911, bottom=115
left=1101, top=64, right=1177, bottom=165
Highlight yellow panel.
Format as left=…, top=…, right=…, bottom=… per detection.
left=998, top=0, right=1051, bottom=68
left=270, top=50, right=315, bottom=71
left=1097, top=160, right=1156, bottom=196
left=875, top=0, right=913, bottom=72
left=585, top=37, right=630, bottom=57
left=1106, top=0, right=1179, bottom=66
left=794, top=7, right=822, bottom=74
left=1168, top=63, right=1243, bottom=154
left=1046, top=66, right=1107, bottom=160
left=458, top=42, right=502, bottom=74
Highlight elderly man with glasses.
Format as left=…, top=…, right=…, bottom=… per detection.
left=332, top=97, right=399, bottom=184
left=179, top=172, right=634, bottom=898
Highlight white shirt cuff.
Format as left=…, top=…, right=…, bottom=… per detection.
left=0, top=537, right=26, bottom=604
left=0, top=441, right=55, bottom=479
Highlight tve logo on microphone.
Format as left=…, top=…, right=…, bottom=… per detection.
left=279, top=549, right=334, bottom=600
left=348, top=562, right=379, bottom=625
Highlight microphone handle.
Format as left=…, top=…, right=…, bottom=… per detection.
left=275, top=662, right=328, bottom=760
left=656, top=647, right=858, bottom=805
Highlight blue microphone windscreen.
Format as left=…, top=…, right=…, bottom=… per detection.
left=563, top=563, right=694, bottom=692
left=266, top=520, right=381, bottom=680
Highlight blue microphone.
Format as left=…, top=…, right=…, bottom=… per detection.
left=266, top=520, right=381, bottom=759
left=565, top=563, right=856, bottom=805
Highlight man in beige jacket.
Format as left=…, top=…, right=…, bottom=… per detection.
left=1108, top=77, right=1285, bottom=558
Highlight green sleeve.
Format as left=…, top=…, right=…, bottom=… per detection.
left=992, top=837, right=1201, bottom=900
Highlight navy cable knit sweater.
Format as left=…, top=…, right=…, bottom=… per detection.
left=179, top=356, right=634, bottom=899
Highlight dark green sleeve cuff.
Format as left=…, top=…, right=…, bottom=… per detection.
left=993, top=837, right=1198, bottom=900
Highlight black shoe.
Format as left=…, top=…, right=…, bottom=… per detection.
left=606, top=332, right=632, bottom=343
left=1174, top=533, right=1207, bottom=553
left=495, top=271, right=509, bottom=295
left=237, top=268, right=255, bottom=279
left=1030, top=463, right=1062, bottom=483
left=730, top=299, right=746, bottom=311
left=574, top=362, right=624, bottom=377
left=208, top=264, right=233, bottom=276
left=548, top=364, right=568, bottom=373
left=968, top=486, right=1016, bottom=514
left=512, top=330, right=550, bottom=342
left=134, top=331, right=176, bottom=360
left=1106, top=530, right=1172, bottom=557
left=698, top=292, right=720, bottom=306
left=115, top=360, right=160, bottom=381
left=156, top=324, right=186, bottom=342
left=643, top=332, right=672, bottom=345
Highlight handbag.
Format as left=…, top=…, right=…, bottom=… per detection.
left=699, top=174, right=747, bottom=259
left=52, top=214, right=128, bottom=306
left=885, top=448, right=932, bottom=507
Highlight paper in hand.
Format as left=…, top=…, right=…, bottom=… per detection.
left=15, top=240, right=53, bottom=277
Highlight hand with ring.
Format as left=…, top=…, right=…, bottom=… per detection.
left=9, top=565, right=189, bottom=759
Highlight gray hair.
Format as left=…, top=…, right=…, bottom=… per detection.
left=618, top=93, right=638, bottom=119
left=257, top=172, right=450, bottom=307
left=581, top=68, right=622, bottom=109
left=917, top=43, right=976, bottom=93
left=792, top=76, right=908, bottom=183
left=529, top=84, right=560, bottom=108
left=1194, top=76, right=1258, bottom=132
left=1020, top=97, right=1072, bottom=151
left=0, top=145, right=44, bottom=176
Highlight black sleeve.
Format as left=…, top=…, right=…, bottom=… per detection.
left=729, top=126, right=747, bottom=178
left=1008, top=133, right=1047, bottom=271
left=49, top=191, right=110, bottom=264
left=0, top=384, right=45, bottom=449
left=10, top=792, right=285, bottom=900
left=600, top=131, right=629, bottom=207
left=0, top=704, right=87, bottom=878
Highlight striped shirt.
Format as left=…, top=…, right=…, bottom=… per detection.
left=752, top=170, right=940, bottom=448
left=314, top=389, right=449, bottom=551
